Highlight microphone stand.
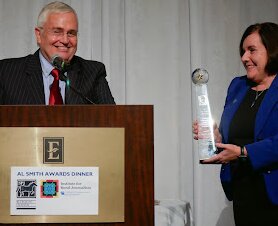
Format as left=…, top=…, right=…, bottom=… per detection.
left=59, top=73, right=95, bottom=105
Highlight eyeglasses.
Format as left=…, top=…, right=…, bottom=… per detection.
left=40, top=28, right=78, bottom=38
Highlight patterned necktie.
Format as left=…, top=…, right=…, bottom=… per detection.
left=49, top=69, right=63, bottom=105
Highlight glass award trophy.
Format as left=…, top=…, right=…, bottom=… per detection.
left=192, top=68, right=217, bottom=163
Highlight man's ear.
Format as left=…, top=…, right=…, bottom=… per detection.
left=34, top=27, right=42, bottom=44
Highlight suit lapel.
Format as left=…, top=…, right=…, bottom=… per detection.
left=65, top=57, right=82, bottom=104
left=221, top=80, right=249, bottom=143
left=255, top=75, right=278, bottom=138
left=25, top=51, right=45, bottom=104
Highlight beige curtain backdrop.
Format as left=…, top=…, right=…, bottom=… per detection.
left=0, top=0, right=277, bottom=225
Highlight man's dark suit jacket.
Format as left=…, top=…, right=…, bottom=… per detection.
left=0, top=50, right=115, bottom=105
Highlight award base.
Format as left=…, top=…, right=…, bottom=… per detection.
left=199, top=148, right=223, bottom=164
left=199, top=160, right=221, bottom=164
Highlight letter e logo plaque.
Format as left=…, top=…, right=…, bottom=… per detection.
left=43, top=137, right=64, bottom=164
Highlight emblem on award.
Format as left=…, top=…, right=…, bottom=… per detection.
left=192, top=68, right=217, bottom=163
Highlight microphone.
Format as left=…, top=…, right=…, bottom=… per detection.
left=51, top=55, right=70, bottom=72
left=50, top=55, right=95, bottom=104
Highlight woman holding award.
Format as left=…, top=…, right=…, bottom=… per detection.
left=193, top=22, right=278, bottom=226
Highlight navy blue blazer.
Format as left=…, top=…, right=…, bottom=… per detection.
left=220, top=74, right=278, bottom=205
left=0, top=50, right=115, bottom=105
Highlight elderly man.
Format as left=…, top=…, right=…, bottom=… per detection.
left=0, top=1, right=115, bottom=105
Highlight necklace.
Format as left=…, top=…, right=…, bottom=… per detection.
left=250, top=90, right=265, bottom=107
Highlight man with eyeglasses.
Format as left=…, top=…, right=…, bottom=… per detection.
left=0, top=1, right=115, bottom=105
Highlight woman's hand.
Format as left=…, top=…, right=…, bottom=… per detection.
left=213, top=123, right=222, bottom=143
left=192, top=120, right=199, bottom=140
left=192, top=120, right=222, bottom=143
left=202, top=143, right=242, bottom=164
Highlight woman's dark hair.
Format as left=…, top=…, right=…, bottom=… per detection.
left=239, top=22, right=278, bottom=75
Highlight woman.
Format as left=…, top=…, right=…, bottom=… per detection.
left=193, top=22, right=278, bottom=226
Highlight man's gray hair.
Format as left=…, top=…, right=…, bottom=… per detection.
left=37, top=1, right=78, bottom=27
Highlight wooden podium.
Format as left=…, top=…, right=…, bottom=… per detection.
left=0, top=105, right=154, bottom=226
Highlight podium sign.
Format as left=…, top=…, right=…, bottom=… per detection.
left=0, top=127, right=124, bottom=224
left=0, top=105, right=154, bottom=226
left=11, top=166, right=99, bottom=215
